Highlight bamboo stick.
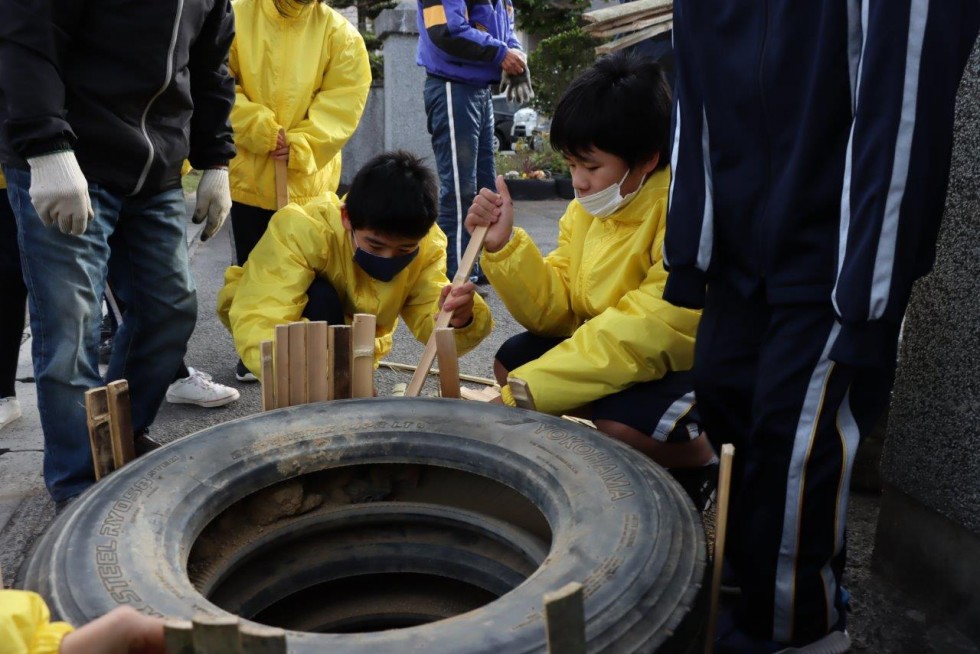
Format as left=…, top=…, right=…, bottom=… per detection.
left=705, top=444, right=736, bottom=654
left=307, top=321, right=329, bottom=403
left=379, top=360, right=497, bottom=386
left=544, top=582, right=586, bottom=654
left=508, top=378, right=536, bottom=410
left=434, top=327, right=460, bottom=399
left=191, top=614, right=240, bottom=654
left=329, top=324, right=353, bottom=400
left=406, top=224, right=489, bottom=397
left=274, top=324, right=290, bottom=409
left=105, top=380, right=135, bottom=469
left=84, top=387, right=114, bottom=480
left=351, top=314, right=376, bottom=398
left=260, top=340, right=275, bottom=411
left=163, top=619, right=194, bottom=654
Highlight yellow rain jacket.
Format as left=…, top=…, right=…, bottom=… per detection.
left=218, top=197, right=493, bottom=376
left=484, top=168, right=701, bottom=415
left=0, top=590, right=74, bottom=654
left=228, top=0, right=371, bottom=209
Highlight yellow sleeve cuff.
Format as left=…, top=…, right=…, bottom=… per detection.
left=36, top=622, right=75, bottom=654
left=480, top=227, right=527, bottom=264
left=500, top=385, right=517, bottom=407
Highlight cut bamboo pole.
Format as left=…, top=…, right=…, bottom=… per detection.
left=379, top=360, right=497, bottom=386
left=590, top=12, right=672, bottom=37
left=238, top=622, right=287, bottom=654
left=287, top=322, right=308, bottom=407
left=406, top=224, right=489, bottom=397
left=191, top=614, right=240, bottom=653
left=163, top=619, right=195, bottom=654
left=307, top=321, right=329, bottom=403
left=460, top=386, right=501, bottom=402
left=260, top=340, right=275, bottom=411
left=508, top=377, right=536, bottom=410
left=274, top=324, right=290, bottom=409
left=84, top=387, right=114, bottom=480
left=705, top=443, right=736, bottom=654
left=434, top=327, right=460, bottom=398
left=351, top=314, right=376, bottom=398
left=329, top=324, right=353, bottom=400
left=106, top=379, right=135, bottom=469
left=583, top=0, right=671, bottom=23
left=274, top=129, right=289, bottom=210
left=596, top=22, right=673, bottom=54
left=544, top=581, right=586, bottom=654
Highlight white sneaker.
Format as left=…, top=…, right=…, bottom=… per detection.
left=166, top=368, right=240, bottom=408
left=0, top=397, right=22, bottom=430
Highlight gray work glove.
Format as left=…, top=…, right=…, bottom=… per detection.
left=192, top=168, right=232, bottom=242
left=26, top=150, right=94, bottom=236
left=500, top=65, right=535, bottom=105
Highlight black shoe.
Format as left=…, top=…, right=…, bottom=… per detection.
left=668, top=462, right=719, bottom=512
left=134, top=430, right=162, bottom=457
left=236, top=360, right=258, bottom=383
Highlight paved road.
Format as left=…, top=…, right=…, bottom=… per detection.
left=0, top=196, right=567, bottom=586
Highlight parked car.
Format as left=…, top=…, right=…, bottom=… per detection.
left=492, top=94, right=521, bottom=152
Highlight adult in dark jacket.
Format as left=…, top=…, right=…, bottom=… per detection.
left=416, top=0, right=529, bottom=281
left=665, top=1, right=979, bottom=651
left=0, top=0, right=237, bottom=505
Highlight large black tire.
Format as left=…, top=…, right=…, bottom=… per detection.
left=21, top=399, right=705, bottom=652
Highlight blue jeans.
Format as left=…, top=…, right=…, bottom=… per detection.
left=4, top=168, right=197, bottom=501
left=424, top=76, right=496, bottom=280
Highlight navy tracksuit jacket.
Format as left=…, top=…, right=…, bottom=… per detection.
left=665, top=0, right=978, bottom=646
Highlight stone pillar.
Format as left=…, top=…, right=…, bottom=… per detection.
left=872, top=41, right=980, bottom=642
left=340, top=85, right=385, bottom=188
left=375, top=1, right=433, bottom=165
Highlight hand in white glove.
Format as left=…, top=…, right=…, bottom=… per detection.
left=193, top=168, right=231, bottom=242
left=500, top=65, right=535, bottom=105
left=26, top=150, right=93, bottom=236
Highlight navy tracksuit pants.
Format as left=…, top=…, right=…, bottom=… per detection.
left=694, top=280, right=896, bottom=645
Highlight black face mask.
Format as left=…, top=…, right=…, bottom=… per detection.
left=352, top=233, right=419, bottom=282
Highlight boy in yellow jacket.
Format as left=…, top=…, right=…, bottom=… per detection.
left=219, top=151, right=492, bottom=378
left=466, top=52, right=717, bottom=508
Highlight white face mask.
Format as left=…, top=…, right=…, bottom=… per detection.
left=575, top=169, right=644, bottom=220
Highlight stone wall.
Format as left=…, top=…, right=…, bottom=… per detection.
left=873, top=39, right=980, bottom=642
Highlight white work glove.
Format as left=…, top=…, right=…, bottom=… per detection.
left=193, top=168, right=232, bottom=242
left=26, top=150, right=93, bottom=236
left=500, top=65, right=535, bottom=105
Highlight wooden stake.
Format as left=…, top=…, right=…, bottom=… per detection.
left=191, top=614, right=240, bottom=653
left=307, top=321, right=329, bottom=403
left=351, top=314, right=375, bottom=398
left=434, top=327, right=460, bottom=398
left=328, top=324, right=352, bottom=400
left=287, top=322, right=308, bottom=407
left=544, top=581, right=586, bottom=654
left=705, top=443, right=736, bottom=654
left=406, top=224, right=488, bottom=397
left=85, top=387, right=114, bottom=480
left=274, top=129, right=289, bottom=210
left=274, top=324, right=290, bottom=409
left=106, top=379, right=135, bottom=469
left=238, top=623, right=287, bottom=654
left=163, top=619, right=195, bottom=654
left=508, top=377, right=536, bottom=410
left=260, top=340, right=275, bottom=411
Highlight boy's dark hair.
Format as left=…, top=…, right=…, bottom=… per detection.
left=549, top=51, right=671, bottom=170
left=345, top=151, right=438, bottom=240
